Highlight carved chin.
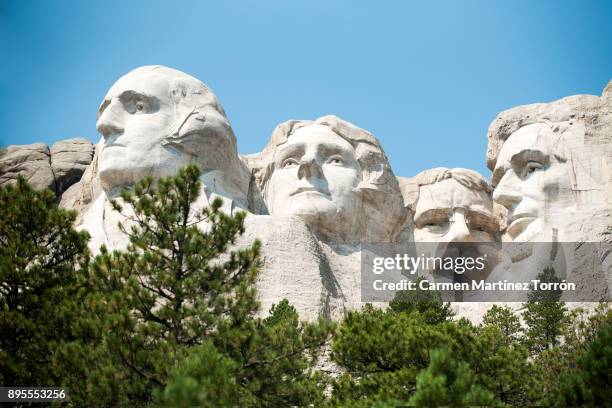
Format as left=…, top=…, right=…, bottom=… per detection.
left=99, top=162, right=166, bottom=192
left=508, top=218, right=542, bottom=242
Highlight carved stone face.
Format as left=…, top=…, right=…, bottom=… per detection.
left=413, top=178, right=497, bottom=243
left=265, top=124, right=361, bottom=237
left=492, top=123, right=572, bottom=241
left=97, top=70, right=192, bottom=192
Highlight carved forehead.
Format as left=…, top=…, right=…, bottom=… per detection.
left=102, top=66, right=215, bottom=104
left=282, top=124, right=356, bottom=151
left=495, top=123, right=557, bottom=170
left=415, top=178, right=492, bottom=216
left=486, top=91, right=603, bottom=171
left=105, top=71, right=171, bottom=99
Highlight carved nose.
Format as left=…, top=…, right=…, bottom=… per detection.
left=447, top=211, right=472, bottom=243
left=493, top=172, right=522, bottom=210
left=96, top=100, right=125, bottom=139
left=297, top=155, right=323, bottom=180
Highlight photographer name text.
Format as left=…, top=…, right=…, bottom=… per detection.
left=372, top=279, right=576, bottom=292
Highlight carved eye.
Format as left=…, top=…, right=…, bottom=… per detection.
left=135, top=102, right=145, bottom=112
left=423, top=220, right=449, bottom=230
left=328, top=156, right=344, bottom=165
left=282, top=158, right=299, bottom=169
left=523, top=161, right=543, bottom=177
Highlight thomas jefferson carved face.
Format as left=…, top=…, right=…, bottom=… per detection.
left=492, top=123, right=571, bottom=241
left=414, top=178, right=497, bottom=243
left=265, top=124, right=362, bottom=237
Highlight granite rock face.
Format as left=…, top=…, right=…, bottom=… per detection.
left=0, top=143, right=56, bottom=192
left=487, top=84, right=612, bottom=242
left=0, top=139, right=94, bottom=198
left=76, top=65, right=252, bottom=253
left=480, top=80, right=612, bottom=309
left=50, top=138, right=94, bottom=195
left=4, top=65, right=611, bottom=321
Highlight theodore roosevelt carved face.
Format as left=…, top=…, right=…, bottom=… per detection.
left=408, top=168, right=498, bottom=244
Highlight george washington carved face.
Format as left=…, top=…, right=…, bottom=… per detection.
left=96, top=66, right=235, bottom=193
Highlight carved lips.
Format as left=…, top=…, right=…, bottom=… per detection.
left=507, top=213, right=537, bottom=237
left=290, top=186, right=327, bottom=197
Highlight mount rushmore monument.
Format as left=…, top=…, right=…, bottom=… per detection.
left=2, top=65, right=611, bottom=320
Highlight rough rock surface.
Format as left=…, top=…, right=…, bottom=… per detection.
left=0, top=138, right=94, bottom=199
left=487, top=82, right=612, bottom=173
left=50, top=138, right=94, bottom=195
left=5, top=65, right=611, bottom=323
left=59, top=141, right=103, bottom=216
left=0, top=143, right=56, bottom=192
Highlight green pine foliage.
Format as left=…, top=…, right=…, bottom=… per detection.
left=529, top=302, right=612, bottom=404
left=0, top=177, right=90, bottom=387
left=562, top=302, right=612, bottom=351
left=154, top=341, right=239, bottom=407
left=482, top=304, right=522, bottom=344
left=158, top=299, right=333, bottom=407
left=545, top=322, right=612, bottom=406
left=388, top=277, right=454, bottom=324
left=408, top=348, right=498, bottom=407
left=70, top=165, right=261, bottom=403
left=2, top=172, right=611, bottom=407
left=523, top=266, right=568, bottom=353
left=478, top=304, right=532, bottom=404
left=329, top=304, right=483, bottom=406
left=332, top=304, right=476, bottom=374
left=475, top=324, right=532, bottom=405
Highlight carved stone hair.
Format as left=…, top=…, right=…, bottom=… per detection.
left=399, top=167, right=492, bottom=212
left=485, top=90, right=610, bottom=171
left=257, top=115, right=394, bottom=194
left=413, top=167, right=492, bottom=192
left=255, top=115, right=406, bottom=242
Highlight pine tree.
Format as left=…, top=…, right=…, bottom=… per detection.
left=329, top=304, right=480, bottom=405
left=69, top=165, right=261, bottom=404
left=475, top=324, right=531, bottom=405
left=157, top=299, right=333, bottom=407
left=154, top=341, right=239, bottom=407
left=523, top=266, right=568, bottom=353
left=482, top=304, right=522, bottom=344
left=545, top=323, right=612, bottom=406
left=562, top=302, right=612, bottom=351
left=529, top=303, right=612, bottom=404
left=408, top=348, right=498, bottom=406
left=0, top=177, right=90, bottom=386
left=60, top=165, right=332, bottom=406
left=388, top=277, right=454, bottom=324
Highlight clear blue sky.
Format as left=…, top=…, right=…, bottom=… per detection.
left=1, top=0, right=611, bottom=178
